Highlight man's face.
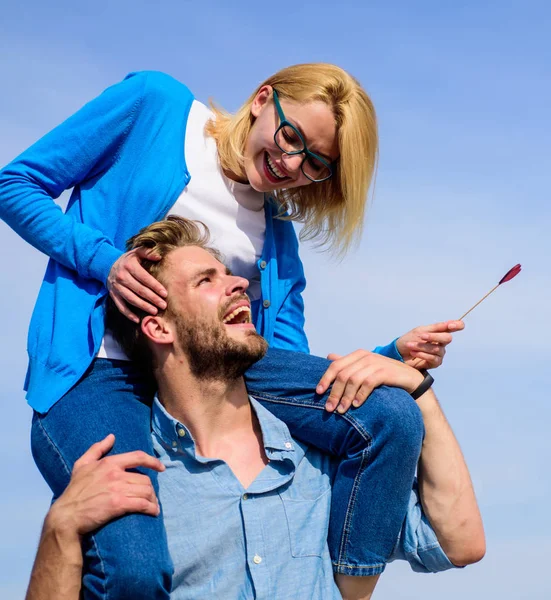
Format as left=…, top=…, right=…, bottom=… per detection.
left=161, top=246, right=268, bottom=380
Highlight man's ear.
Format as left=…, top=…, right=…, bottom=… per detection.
left=251, top=85, right=272, bottom=118
left=141, top=315, right=174, bottom=346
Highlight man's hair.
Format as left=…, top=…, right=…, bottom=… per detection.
left=105, top=215, right=221, bottom=369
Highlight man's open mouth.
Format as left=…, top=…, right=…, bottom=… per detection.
left=222, top=304, right=252, bottom=325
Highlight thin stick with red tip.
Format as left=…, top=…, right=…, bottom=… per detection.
left=459, top=264, right=522, bottom=320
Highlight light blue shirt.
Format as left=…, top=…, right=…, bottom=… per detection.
left=152, top=397, right=456, bottom=599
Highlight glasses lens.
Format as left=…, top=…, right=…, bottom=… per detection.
left=302, top=155, right=332, bottom=181
left=275, top=125, right=304, bottom=153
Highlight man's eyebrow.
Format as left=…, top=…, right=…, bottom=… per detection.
left=191, top=266, right=232, bottom=281
left=191, top=267, right=218, bottom=281
left=287, top=117, right=333, bottom=163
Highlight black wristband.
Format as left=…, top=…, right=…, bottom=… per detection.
left=410, top=369, right=434, bottom=400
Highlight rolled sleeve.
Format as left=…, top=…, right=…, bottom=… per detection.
left=389, top=481, right=460, bottom=573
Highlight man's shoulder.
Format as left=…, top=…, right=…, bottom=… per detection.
left=249, top=397, right=335, bottom=477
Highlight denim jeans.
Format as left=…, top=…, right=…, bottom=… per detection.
left=247, top=349, right=424, bottom=576
left=31, top=349, right=424, bottom=598
left=31, top=359, right=171, bottom=600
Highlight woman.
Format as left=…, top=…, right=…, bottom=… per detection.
left=0, top=64, right=460, bottom=598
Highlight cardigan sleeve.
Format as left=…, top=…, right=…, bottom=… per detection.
left=0, top=72, right=149, bottom=284
left=373, top=339, right=404, bottom=361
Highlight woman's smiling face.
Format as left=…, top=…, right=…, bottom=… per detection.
left=242, top=86, right=339, bottom=192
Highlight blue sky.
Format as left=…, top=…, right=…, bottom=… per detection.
left=1, top=1, right=550, bottom=598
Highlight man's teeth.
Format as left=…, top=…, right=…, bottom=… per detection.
left=223, top=306, right=251, bottom=324
left=266, top=154, right=286, bottom=179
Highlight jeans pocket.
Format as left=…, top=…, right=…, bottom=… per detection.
left=278, top=486, right=331, bottom=558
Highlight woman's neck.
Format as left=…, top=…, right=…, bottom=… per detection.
left=223, top=166, right=249, bottom=185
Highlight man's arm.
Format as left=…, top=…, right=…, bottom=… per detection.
left=26, top=434, right=164, bottom=600
left=26, top=514, right=84, bottom=600
left=415, top=389, right=486, bottom=566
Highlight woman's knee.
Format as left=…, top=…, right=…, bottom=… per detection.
left=351, top=385, right=425, bottom=456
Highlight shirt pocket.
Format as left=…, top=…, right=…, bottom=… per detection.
left=278, top=480, right=331, bottom=558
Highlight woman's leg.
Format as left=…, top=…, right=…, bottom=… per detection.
left=245, top=348, right=425, bottom=576
left=31, top=359, right=172, bottom=600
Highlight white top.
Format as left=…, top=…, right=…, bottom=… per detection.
left=98, top=100, right=266, bottom=360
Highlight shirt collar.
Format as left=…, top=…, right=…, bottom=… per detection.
left=151, top=395, right=304, bottom=467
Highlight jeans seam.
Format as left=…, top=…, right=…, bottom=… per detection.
left=331, top=561, right=386, bottom=576
left=337, top=444, right=371, bottom=568
left=35, top=417, right=109, bottom=599
left=248, top=391, right=373, bottom=442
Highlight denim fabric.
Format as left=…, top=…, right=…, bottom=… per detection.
left=152, top=397, right=341, bottom=599
left=245, top=348, right=425, bottom=576
left=154, top=396, right=454, bottom=599
left=30, top=359, right=172, bottom=600
left=31, top=346, right=426, bottom=595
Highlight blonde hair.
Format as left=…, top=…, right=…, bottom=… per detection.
left=205, top=63, right=378, bottom=254
left=124, top=215, right=220, bottom=286
left=106, top=216, right=220, bottom=367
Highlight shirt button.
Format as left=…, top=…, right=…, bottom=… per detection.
left=284, top=442, right=292, bottom=449
left=242, top=494, right=248, bottom=500
left=259, top=260, right=267, bottom=269
left=253, top=555, right=262, bottom=564
left=171, top=441, right=177, bottom=448
left=263, top=299, right=271, bottom=308
left=177, top=428, right=186, bottom=437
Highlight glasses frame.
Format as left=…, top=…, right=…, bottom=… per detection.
left=271, top=89, right=333, bottom=183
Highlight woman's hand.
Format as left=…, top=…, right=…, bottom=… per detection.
left=48, top=434, right=165, bottom=539
left=107, top=248, right=168, bottom=322
left=396, top=321, right=464, bottom=370
left=317, top=350, right=424, bottom=414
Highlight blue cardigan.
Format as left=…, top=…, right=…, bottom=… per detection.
left=0, top=71, right=400, bottom=413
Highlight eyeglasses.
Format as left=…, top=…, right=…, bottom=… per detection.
left=272, top=89, right=333, bottom=183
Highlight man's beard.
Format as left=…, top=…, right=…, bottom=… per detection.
left=174, top=314, right=268, bottom=381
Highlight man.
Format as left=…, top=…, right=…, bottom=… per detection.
left=26, top=217, right=485, bottom=600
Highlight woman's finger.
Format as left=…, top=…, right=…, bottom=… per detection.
left=317, top=350, right=368, bottom=394
left=110, top=291, right=140, bottom=323
left=408, top=342, right=446, bottom=355
left=325, top=376, right=348, bottom=412
left=352, top=369, right=387, bottom=408
left=410, top=350, right=443, bottom=368
left=418, top=332, right=453, bottom=345
left=135, top=246, right=162, bottom=263
left=117, top=286, right=160, bottom=316
left=422, top=321, right=462, bottom=333
left=120, top=274, right=167, bottom=311
left=126, top=261, right=168, bottom=304
left=325, top=358, right=367, bottom=412
left=337, top=365, right=373, bottom=414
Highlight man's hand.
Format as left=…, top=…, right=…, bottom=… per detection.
left=47, top=434, right=164, bottom=538
left=317, top=351, right=424, bottom=414
left=26, top=435, right=165, bottom=600
left=396, top=321, right=464, bottom=370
